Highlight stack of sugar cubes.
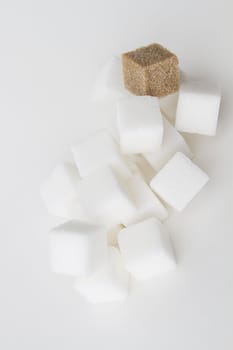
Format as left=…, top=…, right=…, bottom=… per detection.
left=41, top=43, right=221, bottom=304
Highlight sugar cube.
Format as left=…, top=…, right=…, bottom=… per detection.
left=175, top=81, right=221, bottom=135
left=118, top=218, right=176, bottom=280
left=74, top=247, right=129, bottom=303
left=117, top=96, right=164, bottom=154
left=77, top=166, right=137, bottom=228
left=49, top=220, right=107, bottom=276
left=122, top=43, right=179, bottom=97
left=150, top=152, right=209, bottom=211
left=40, top=162, right=88, bottom=220
left=71, top=129, right=132, bottom=180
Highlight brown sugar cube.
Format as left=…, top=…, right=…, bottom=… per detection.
left=122, top=43, right=179, bottom=97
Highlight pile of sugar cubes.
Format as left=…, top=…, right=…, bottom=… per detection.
left=41, top=43, right=221, bottom=303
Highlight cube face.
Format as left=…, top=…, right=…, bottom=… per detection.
left=116, top=96, right=164, bottom=154
left=146, top=56, right=180, bottom=97
left=118, top=218, right=176, bottom=280
left=175, top=82, right=221, bottom=135
left=122, top=54, right=148, bottom=96
left=40, top=162, right=87, bottom=220
left=122, top=44, right=179, bottom=97
left=122, top=174, right=168, bottom=225
left=49, top=221, right=107, bottom=277
left=159, top=92, right=178, bottom=123
left=144, top=118, right=193, bottom=172
left=92, top=56, right=130, bottom=103
left=77, top=166, right=137, bottom=228
left=72, top=129, right=131, bottom=180
left=150, top=152, right=209, bottom=211
left=74, top=247, right=129, bottom=303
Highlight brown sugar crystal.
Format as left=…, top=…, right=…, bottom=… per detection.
left=122, top=43, right=179, bottom=97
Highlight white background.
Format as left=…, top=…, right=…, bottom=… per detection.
left=0, top=0, right=232, bottom=349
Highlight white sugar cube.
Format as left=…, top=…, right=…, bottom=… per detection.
left=122, top=174, right=168, bottom=225
left=150, top=152, right=209, bottom=211
left=159, top=92, right=178, bottom=123
left=175, top=81, right=221, bottom=136
left=92, top=56, right=130, bottom=103
left=77, top=166, right=137, bottom=228
left=40, top=162, right=88, bottom=220
left=49, top=221, right=107, bottom=276
left=144, top=118, right=193, bottom=172
left=72, top=129, right=131, bottom=180
left=118, top=218, right=176, bottom=280
left=116, top=96, right=164, bottom=154
left=74, top=247, right=129, bottom=303
left=107, top=225, right=124, bottom=246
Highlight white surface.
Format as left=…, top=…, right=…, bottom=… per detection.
left=49, top=221, right=107, bottom=276
left=176, top=80, right=221, bottom=135
left=74, top=247, right=129, bottom=303
left=116, top=96, right=163, bottom=153
left=118, top=218, right=176, bottom=280
left=0, top=0, right=232, bottom=349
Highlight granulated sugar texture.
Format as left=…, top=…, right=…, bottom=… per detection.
left=122, top=43, right=179, bottom=97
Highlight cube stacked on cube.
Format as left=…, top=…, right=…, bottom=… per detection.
left=40, top=42, right=221, bottom=304
left=122, top=43, right=179, bottom=97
